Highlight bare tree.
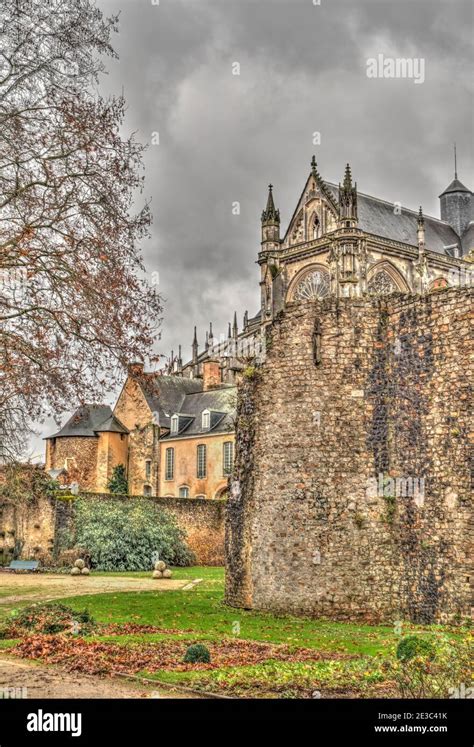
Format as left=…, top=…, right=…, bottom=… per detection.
left=0, top=0, right=161, bottom=460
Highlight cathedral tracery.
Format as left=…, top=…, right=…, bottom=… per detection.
left=367, top=269, right=399, bottom=295
left=291, top=268, right=331, bottom=301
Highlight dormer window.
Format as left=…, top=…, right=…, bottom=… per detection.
left=202, top=410, right=210, bottom=430
left=170, top=414, right=179, bottom=435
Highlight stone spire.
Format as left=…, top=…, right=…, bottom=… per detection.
left=338, top=163, right=358, bottom=226
left=414, top=206, right=429, bottom=294
left=261, top=184, right=280, bottom=224
left=232, top=311, right=238, bottom=339
left=417, top=206, right=425, bottom=251
left=192, top=326, right=198, bottom=364
left=261, top=184, right=280, bottom=250
left=177, top=344, right=183, bottom=374
left=208, top=322, right=214, bottom=352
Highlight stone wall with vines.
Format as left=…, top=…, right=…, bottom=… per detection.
left=225, top=289, right=472, bottom=623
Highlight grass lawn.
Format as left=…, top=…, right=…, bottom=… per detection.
left=1, top=567, right=470, bottom=698
left=61, top=567, right=398, bottom=656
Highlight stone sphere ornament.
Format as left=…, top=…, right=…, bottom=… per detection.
left=152, top=570, right=163, bottom=579
left=80, top=567, right=90, bottom=575
left=154, top=560, right=166, bottom=571
left=74, top=559, right=85, bottom=570
left=71, top=567, right=81, bottom=576
left=162, top=569, right=172, bottom=579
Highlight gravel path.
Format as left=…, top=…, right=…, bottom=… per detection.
left=0, top=573, right=188, bottom=607
left=0, top=656, right=193, bottom=699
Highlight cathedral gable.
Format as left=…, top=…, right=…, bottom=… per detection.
left=284, top=168, right=338, bottom=248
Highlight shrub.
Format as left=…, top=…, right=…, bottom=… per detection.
left=184, top=643, right=211, bottom=664
left=393, top=635, right=471, bottom=698
left=73, top=497, right=195, bottom=571
left=107, top=465, right=128, bottom=495
left=396, top=636, right=436, bottom=663
left=0, top=603, right=95, bottom=638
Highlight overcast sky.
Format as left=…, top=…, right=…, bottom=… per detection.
left=31, top=0, right=473, bottom=460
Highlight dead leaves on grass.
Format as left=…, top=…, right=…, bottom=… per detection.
left=11, top=634, right=352, bottom=677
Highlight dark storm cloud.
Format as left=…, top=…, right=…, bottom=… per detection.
left=31, top=0, right=472, bottom=459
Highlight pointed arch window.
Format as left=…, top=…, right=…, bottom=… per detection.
left=367, top=270, right=398, bottom=296
left=312, top=213, right=321, bottom=239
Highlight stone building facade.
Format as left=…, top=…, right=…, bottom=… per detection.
left=45, top=406, right=128, bottom=492
left=176, top=157, right=472, bottom=388
left=45, top=362, right=235, bottom=499
left=225, top=288, right=473, bottom=624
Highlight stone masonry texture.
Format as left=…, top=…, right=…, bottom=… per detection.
left=225, top=289, right=473, bottom=623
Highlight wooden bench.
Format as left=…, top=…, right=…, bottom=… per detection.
left=4, top=560, right=39, bottom=573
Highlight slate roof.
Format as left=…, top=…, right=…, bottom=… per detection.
left=138, top=375, right=203, bottom=428
left=160, top=385, right=236, bottom=439
left=324, top=183, right=460, bottom=254
left=439, top=178, right=471, bottom=196
left=47, top=405, right=128, bottom=438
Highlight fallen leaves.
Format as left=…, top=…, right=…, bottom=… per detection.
left=11, top=634, right=353, bottom=677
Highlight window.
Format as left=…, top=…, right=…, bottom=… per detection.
left=165, top=447, right=174, bottom=480
left=143, top=485, right=152, bottom=497
left=312, top=213, right=320, bottom=239
left=195, top=494, right=207, bottom=499
left=223, top=441, right=234, bottom=476
left=197, top=444, right=207, bottom=478
left=179, top=486, right=189, bottom=498
left=170, top=414, right=179, bottom=435
left=145, top=460, right=151, bottom=480
left=202, top=410, right=210, bottom=430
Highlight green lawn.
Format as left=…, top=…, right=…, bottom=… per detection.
left=1, top=567, right=470, bottom=698
left=59, top=567, right=398, bottom=656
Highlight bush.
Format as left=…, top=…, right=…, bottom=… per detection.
left=396, top=636, right=436, bottom=663
left=73, top=497, right=195, bottom=571
left=184, top=643, right=211, bottom=664
left=393, top=635, right=471, bottom=698
left=0, top=603, right=95, bottom=638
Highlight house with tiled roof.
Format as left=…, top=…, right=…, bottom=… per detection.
left=45, top=362, right=236, bottom=499
left=45, top=405, right=129, bottom=492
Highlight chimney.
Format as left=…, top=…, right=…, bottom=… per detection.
left=202, top=360, right=221, bottom=391
left=128, top=361, right=144, bottom=378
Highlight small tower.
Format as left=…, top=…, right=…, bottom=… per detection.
left=338, top=163, right=358, bottom=228
left=439, top=146, right=472, bottom=237
left=177, top=345, right=183, bottom=374
left=261, top=184, right=280, bottom=251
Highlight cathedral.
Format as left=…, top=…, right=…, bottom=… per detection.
left=45, top=156, right=473, bottom=499
left=178, top=155, right=473, bottom=385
